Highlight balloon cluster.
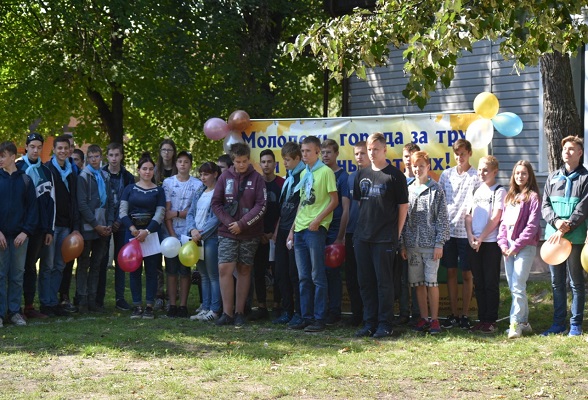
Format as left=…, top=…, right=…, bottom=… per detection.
left=466, top=92, right=524, bottom=149
left=203, top=110, right=251, bottom=153
left=162, top=236, right=200, bottom=267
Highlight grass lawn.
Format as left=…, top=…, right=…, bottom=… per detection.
left=1, top=278, right=587, bottom=399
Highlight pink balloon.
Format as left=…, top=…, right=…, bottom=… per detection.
left=118, top=239, right=143, bottom=273
left=203, top=117, right=230, bottom=140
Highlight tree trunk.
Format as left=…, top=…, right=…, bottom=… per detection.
left=540, top=51, right=582, bottom=173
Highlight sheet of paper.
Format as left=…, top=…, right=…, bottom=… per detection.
left=139, top=232, right=161, bottom=257
left=269, top=239, right=275, bottom=262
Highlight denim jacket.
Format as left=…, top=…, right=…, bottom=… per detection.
left=186, top=185, right=219, bottom=240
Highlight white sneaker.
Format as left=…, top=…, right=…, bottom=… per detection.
left=508, top=322, right=522, bottom=339
left=190, top=309, right=209, bottom=321
left=199, top=310, right=219, bottom=321
left=10, top=313, right=27, bottom=327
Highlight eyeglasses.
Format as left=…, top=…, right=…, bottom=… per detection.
left=160, top=148, right=174, bottom=153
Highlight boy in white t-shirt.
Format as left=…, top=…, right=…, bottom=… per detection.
left=465, top=155, right=506, bottom=334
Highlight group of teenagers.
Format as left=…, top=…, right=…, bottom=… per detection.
left=0, top=131, right=586, bottom=339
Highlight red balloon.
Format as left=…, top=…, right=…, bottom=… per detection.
left=325, top=244, right=345, bottom=268
left=227, top=110, right=251, bottom=132
left=118, top=239, right=143, bottom=273
left=61, top=232, right=84, bottom=263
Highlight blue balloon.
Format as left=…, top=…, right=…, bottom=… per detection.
left=492, top=112, right=523, bottom=137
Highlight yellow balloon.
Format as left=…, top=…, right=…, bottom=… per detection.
left=540, top=238, right=572, bottom=266
left=473, top=92, right=500, bottom=119
left=178, top=241, right=200, bottom=267
left=581, top=243, right=588, bottom=273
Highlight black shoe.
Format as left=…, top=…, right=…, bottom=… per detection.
left=116, top=299, right=131, bottom=311
left=52, top=305, right=70, bottom=317
left=288, top=319, right=312, bottom=330
left=40, top=305, right=56, bottom=317
left=355, top=326, right=375, bottom=337
left=60, top=301, right=78, bottom=313
left=372, top=327, right=393, bottom=339
left=247, top=307, right=269, bottom=321
left=304, top=322, right=326, bottom=332
left=391, top=315, right=410, bottom=326
left=234, top=312, right=246, bottom=328
left=131, top=306, right=143, bottom=319
left=441, top=314, right=459, bottom=329
left=215, top=313, right=235, bottom=326
left=142, top=306, right=155, bottom=319
left=325, top=314, right=341, bottom=326
left=166, top=305, right=178, bottom=318
left=344, top=316, right=363, bottom=327
left=459, top=315, right=472, bottom=330
left=177, top=306, right=189, bottom=318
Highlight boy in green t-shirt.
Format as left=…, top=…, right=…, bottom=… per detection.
left=287, top=136, right=338, bottom=332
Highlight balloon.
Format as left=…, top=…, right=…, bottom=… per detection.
left=581, top=243, right=588, bottom=273
left=118, top=239, right=143, bottom=273
left=492, top=112, right=524, bottom=137
left=325, top=243, right=346, bottom=268
left=540, top=238, right=572, bottom=266
left=203, top=117, right=230, bottom=140
left=223, top=131, right=245, bottom=154
left=227, top=110, right=251, bottom=132
left=466, top=118, right=494, bottom=149
left=161, top=236, right=182, bottom=258
left=473, top=92, right=500, bottom=119
left=61, top=232, right=84, bottom=263
left=179, top=240, right=199, bottom=267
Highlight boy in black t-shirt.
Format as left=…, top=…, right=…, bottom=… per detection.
left=272, top=142, right=305, bottom=325
left=353, top=133, right=409, bottom=338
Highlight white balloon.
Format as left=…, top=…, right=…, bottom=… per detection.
left=161, top=236, right=182, bottom=258
left=223, top=131, right=245, bottom=154
left=466, top=118, right=494, bottom=149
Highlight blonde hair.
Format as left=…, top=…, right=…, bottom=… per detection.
left=480, top=155, right=499, bottom=171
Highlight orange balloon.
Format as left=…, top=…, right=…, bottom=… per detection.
left=540, top=238, right=572, bottom=266
left=61, top=232, right=84, bottom=263
left=227, top=110, right=251, bottom=132
left=581, top=243, right=588, bottom=273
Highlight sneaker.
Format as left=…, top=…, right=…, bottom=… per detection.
left=200, top=310, right=219, bottom=322
left=372, top=327, right=393, bottom=339
left=272, top=311, right=292, bottom=324
left=116, top=299, right=131, bottom=311
left=391, top=315, right=410, bottom=326
left=569, top=324, right=583, bottom=336
left=234, top=312, right=246, bottom=328
left=215, top=313, right=235, bottom=326
left=304, top=322, right=326, bottom=332
left=247, top=307, right=269, bottom=321
left=177, top=306, right=189, bottom=318
left=354, top=326, right=374, bottom=337
left=142, top=306, right=155, bottom=319
left=287, top=314, right=304, bottom=328
left=53, top=305, right=71, bottom=317
left=325, top=314, right=342, bottom=326
left=469, top=321, right=485, bottom=333
left=60, top=300, right=78, bottom=313
left=508, top=322, right=523, bottom=339
left=413, top=318, right=430, bottom=332
left=191, top=309, right=209, bottom=321
left=40, top=305, right=56, bottom=317
left=10, top=313, right=27, bottom=326
left=24, top=307, right=48, bottom=319
left=153, top=298, right=165, bottom=311
left=441, top=314, right=459, bottom=329
left=131, top=306, right=143, bottom=319
left=429, top=319, right=441, bottom=335
left=288, top=318, right=312, bottom=330
left=520, top=322, right=533, bottom=335
left=541, top=323, right=567, bottom=336
left=479, top=322, right=497, bottom=334
left=459, top=315, right=472, bottom=330
left=166, top=305, right=178, bottom=318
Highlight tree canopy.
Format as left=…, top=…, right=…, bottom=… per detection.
left=0, top=0, right=332, bottom=164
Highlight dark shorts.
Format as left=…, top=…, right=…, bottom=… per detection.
left=218, top=236, right=260, bottom=266
left=441, top=237, right=471, bottom=271
left=165, top=255, right=191, bottom=277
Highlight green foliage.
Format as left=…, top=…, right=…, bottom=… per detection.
left=0, top=0, right=334, bottom=165
left=287, top=0, right=588, bottom=109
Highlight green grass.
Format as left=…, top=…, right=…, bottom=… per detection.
left=1, top=279, right=587, bottom=399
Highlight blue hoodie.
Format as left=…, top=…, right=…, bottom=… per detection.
left=0, top=169, right=38, bottom=237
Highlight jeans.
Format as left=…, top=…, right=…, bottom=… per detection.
left=294, top=227, right=328, bottom=322
left=325, top=232, right=342, bottom=318
left=0, top=237, right=28, bottom=317
left=22, top=233, right=44, bottom=306
left=504, top=245, right=536, bottom=324
left=197, top=236, right=220, bottom=312
left=253, top=241, right=270, bottom=305
left=76, top=237, right=108, bottom=305
left=344, top=233, right=363, bottom=321
left=354, top=239, right=396, bottom=331
left=39, top=226, right=70, bottom=307
left=469, top=242, right=502, bottom=323
left=275, top=228, right=300, bottom=315
left=130, top=253, right=161, bottom=306
left=550, top=244, right=585, bottom=326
